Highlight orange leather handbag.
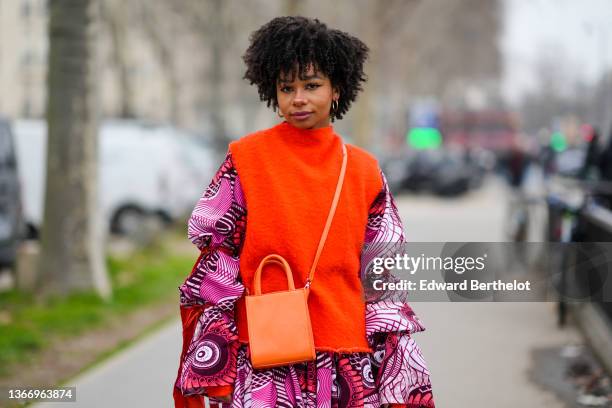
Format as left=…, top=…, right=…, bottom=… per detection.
left=245, top=143, right=348, bottom=369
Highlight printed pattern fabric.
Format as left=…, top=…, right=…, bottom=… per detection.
left=176, top=152, right=435, bottom=408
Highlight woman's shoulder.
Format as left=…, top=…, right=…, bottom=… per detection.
left=342, top=143, right=383, bottom=195
left=228, top=127, right=279, bottom=157
left=230, top=125, right=279, bottom=147
left=346, top=143, right=378, bottom=163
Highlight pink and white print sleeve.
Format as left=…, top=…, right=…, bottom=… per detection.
left=176, top=152, right=246, bottom=401
left=362, top=172, right=435, bottom=407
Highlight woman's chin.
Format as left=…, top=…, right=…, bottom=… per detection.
left=286, top=116, right=329, bottom=130
left=286, top=119, right=313, bottom=129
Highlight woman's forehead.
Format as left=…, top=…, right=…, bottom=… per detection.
left=278, top=64, right=325, bottom=83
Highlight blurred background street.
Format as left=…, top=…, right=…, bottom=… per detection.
left=18, top=176, right=608, bottom=408
left=1, top=0, right=612, bottom=407
left=31, top=179, right=587, bottom=408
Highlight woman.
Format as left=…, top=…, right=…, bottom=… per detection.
left=173, top=16, right=435, bottom=408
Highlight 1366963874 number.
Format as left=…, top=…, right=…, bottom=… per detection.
left=4, top=387, right=75, bottom=402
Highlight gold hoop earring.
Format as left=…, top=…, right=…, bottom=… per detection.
left=277, top=109, right=284, bottom=118
left=331, top=100, right=338, bottom=116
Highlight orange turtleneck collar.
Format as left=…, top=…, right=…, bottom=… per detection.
left=276, top=120, right=335, bottom=140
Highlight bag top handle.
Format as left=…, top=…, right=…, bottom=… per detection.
left=253, top=254, right=294, bottom=295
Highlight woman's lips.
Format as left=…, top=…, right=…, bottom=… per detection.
left=291, top=111, right=312, bottom=120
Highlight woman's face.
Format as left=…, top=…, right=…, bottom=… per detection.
left=276, top=65, right=339, bottom=130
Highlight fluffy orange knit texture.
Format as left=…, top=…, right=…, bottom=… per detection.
left=229, top=121, right=382, bottom=352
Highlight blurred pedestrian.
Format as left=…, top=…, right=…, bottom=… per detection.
left=579, top=125, right=600, bottom=180
left=173, top=16, right=434, bottom=408
left=598, top=127, right=612, bottom=182
left=537, top=128, right=556, bottom=179
left=507, top=136, right=530, bottom=189
left=594, top=126, right=612, bottom=209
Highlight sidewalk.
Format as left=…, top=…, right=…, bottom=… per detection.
left=398, top=176, right=581, bottom=407
left=33, top=320, right=182, bottom=408
left=414, top=302, right=580, bottom=407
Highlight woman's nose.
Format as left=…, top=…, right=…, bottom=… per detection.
left=293, top=88, right=307, bottom=105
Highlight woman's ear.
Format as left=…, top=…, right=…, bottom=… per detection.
left=333, top=88, right=340, bottom=101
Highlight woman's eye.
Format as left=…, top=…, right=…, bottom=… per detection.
left=281, top=86, right=293, bottom=93
left=306, top=83, right=321, bottom=89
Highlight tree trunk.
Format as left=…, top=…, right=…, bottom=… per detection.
left=40, top=0, right=111, bottom=299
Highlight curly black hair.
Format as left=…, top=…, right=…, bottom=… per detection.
left=242, top=16, right=369, bottom=121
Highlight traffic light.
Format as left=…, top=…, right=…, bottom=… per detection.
left=550, top=131, right=567, bottom=152
left=407, top=127, right=442, bottom=150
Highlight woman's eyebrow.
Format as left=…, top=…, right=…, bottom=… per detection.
left=278, top=74, right=321, bottom=84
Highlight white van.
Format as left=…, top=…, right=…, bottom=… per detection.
left=0, top=118, right=24, bottom=267
left=13, top=119, right=216, bottom=237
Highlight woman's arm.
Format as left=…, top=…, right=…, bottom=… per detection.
left=174, top=152, right=247, bottom=407
left=361, top=170, right=435, bottom=408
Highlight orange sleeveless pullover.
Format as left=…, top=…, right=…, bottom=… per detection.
left=229, top=121, right=382, bottom=353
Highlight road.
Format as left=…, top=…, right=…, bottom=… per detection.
left=34, top=176, right=581, bottom=408
left=398, top=177, right=580, bottom=407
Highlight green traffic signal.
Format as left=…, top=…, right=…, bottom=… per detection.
left=407, top=127, right=442, bottom=150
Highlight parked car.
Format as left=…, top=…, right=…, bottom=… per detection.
left=555, top=147, right=587, bottom=178
left=381, top=147, right=487, bottom=197
left=0, top=118, right=24, bottom=267
left=13, top=119, right=216, bottom=238
left=11, top=120, right=44, bottom=239
left=431, top=152, right=473, bottom=196
left=403, top=150, right=443, bottom=192
left=380, top=154, right=408, bottom=195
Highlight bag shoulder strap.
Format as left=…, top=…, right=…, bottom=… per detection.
left=305, top=143, right=347, bottom=288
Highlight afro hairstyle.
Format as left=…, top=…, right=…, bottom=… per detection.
left=242, top=16, right=369, bottom=121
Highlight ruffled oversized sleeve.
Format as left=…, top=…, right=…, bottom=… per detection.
left=173, top=151, right=247, bottom=408
left=361, top=170, right=435, bottom=408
